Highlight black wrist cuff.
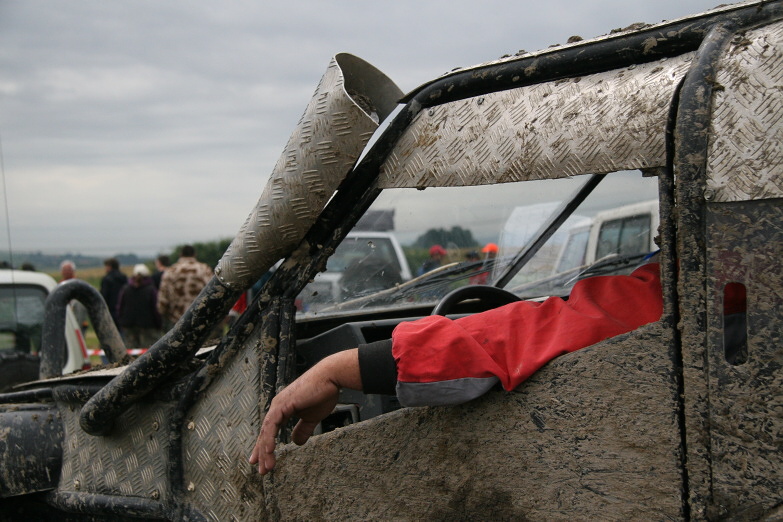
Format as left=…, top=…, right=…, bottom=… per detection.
left=358, top=339, right=396, bottom=395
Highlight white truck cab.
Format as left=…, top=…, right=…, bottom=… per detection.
left=555, top=199, right=660, bottom=274
left=297, top=231, right=412, bottom=313
left=0, top=269, right=87, bottom=390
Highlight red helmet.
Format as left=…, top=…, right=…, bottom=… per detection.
left=429, top=245, right=446, bottom=256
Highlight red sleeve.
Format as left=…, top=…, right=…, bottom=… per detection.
left=392, top=263, right=662, bottom=406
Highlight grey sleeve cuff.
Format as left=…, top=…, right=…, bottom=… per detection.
left=358, top=339, right=397, bottom=395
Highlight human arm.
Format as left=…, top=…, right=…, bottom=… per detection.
left=392, top=263, right=663, bottom=406
left=249, top=348, right=363, bottom=475
left=248, top=263, right=663, bottom=473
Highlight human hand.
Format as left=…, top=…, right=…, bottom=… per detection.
left=249, top=348, right=361, bottom=475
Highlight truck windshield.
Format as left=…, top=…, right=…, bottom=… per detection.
left=325, top=237, right=403, bottom=274
left=296, top=170, right=659, bottom=317
left=0, top=284, right=48, bottom=353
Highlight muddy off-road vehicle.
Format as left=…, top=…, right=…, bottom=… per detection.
left=2, top=2, right=781, bottom=520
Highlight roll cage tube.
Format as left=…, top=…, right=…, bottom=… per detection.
left=669, top=20, right=750, bottom=517
left=40, top=279, right=126, bottom=379
left=79, top=277, right=240, bottom=435
left=401, top=2, right=780, bottom=109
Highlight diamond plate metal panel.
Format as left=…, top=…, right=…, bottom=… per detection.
left=707, top=20, right=783, bottom=202
left=703, top=200, right=783, bottom=515
left=182, top=329, right=266, bottom=521
left=58, top=399, right=174, bottom=500
left=378, top=55, right=693, bottom=189
left=216, top=54, right=401, bottom=290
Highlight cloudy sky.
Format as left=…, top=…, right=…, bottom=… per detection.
left=0, top=0, right=722, bottom=258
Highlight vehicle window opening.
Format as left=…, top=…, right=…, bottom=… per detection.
left=555, top=227, right=590, bottom=273
left=0, top=285, right=47, bottom=353
left=723, top=281, right=748, bottom=366
left=492, top=173, right=605, bottom=288
left=318, top=404, right=360, bottom=434
left=595, top=214, right=652, bottom=259
left=296, top=170, right=659, bottom=318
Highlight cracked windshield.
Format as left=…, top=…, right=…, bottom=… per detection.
left=296, top=170, right=659, bottom=316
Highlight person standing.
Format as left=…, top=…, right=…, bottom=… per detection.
left=117, top=264, right=161, bottom=348
left=417, top=245, right=446, bottom=276
left=152, top=254, right=170, bottom=289
left=469, top=243, right=499, bottom=285
left=100, top=257, right=128, bottom=327
left=59, top=260, right=77, bottom=282
left=157, top=245, right=213, bottom=327
left=60, top=259, right=89, bottom=334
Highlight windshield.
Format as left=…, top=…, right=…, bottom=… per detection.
left=325, top=236, right=403, bottom=274
left=296, top=170, right=659, bottom=317
left=0, top=284, right=48, bottom=353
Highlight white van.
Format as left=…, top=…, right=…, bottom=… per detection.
left=0, top=269, right=87, bottom=390
left=554, top=199, right=660, bottom=274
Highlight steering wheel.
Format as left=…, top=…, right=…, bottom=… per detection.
left=431, top=285, right=521, bottom=316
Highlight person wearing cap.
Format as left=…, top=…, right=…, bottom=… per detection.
left=482, top=242, right=499, bottom=258
left=117, top=263, right=162, bottom=348
left=470, top=243, right=500, bottom=285
left=417, top=244, right=447, bottom=276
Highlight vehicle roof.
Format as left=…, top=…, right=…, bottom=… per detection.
left=346, top=231, right=399, bottom=239
left=403, top=1, right=745, bottom=99
left=592, top=199, right=659, bottom=221
left=0, top=269, right=57, bottom=291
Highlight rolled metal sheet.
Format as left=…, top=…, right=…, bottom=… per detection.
left=215, top=53, right=402, bottom=289
left=378, top=54, right=693, bottom=189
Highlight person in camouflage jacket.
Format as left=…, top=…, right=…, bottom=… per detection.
left=157, top=245, right=213, bottom=326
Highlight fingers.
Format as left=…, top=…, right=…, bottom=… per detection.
left=248, top=350, right=356, bottom=474
left=291, top=419, right=320, bottom=446
left=249, top=401, right=321, bottom=474
left=249, top=402, right=288, bottom=475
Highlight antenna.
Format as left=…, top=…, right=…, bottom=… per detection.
left=0, top=131, right=13, bottom=271
left=0, top=130, right=21, bottom=329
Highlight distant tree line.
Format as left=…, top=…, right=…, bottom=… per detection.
left=168, top=228, right=480, bottom=270
left=2, top=251, right=147, bottom=271
left=168, top=239, right=233, bottom=269
left=7, top=226, right=478, bottom=274
left=413, top=226, right=479, bottom=249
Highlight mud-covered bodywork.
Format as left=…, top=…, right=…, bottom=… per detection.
left=1, top=2, right=782, bottom=520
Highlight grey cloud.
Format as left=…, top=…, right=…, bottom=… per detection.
left=0, top=0, right=720, bottom=256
